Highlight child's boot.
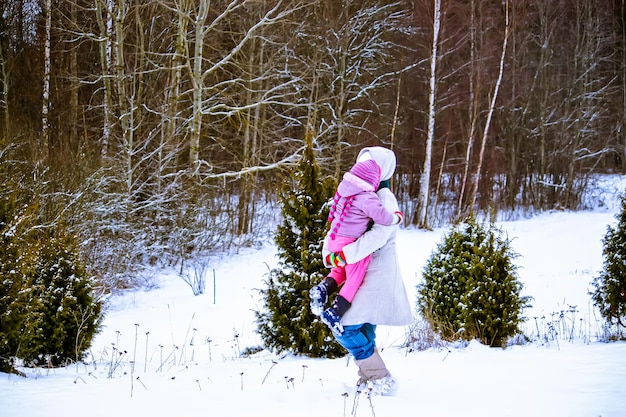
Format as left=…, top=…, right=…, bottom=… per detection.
left=309, top=277, right=337, bottom=316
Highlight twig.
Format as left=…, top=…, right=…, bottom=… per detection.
left=261, top=361, right=277, bottom=384
left=206, top=337, right=212, bottom=363
left=158, top=345, right=163, bottom=372
left=144, top=332, right=150, bottom=373
left=352, top=387, right=361, bottom=415
left=190, top=328, right=196, bottom=363
left=178, top=313, right=196, bottom=366
left=366, top=387, right=376, bottom=417
left=131, top=323, right=139, bottom=397
left=136, top=376, right=147, bottom=390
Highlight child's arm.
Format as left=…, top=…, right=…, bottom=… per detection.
left=360, top=192, right=403, bottom=226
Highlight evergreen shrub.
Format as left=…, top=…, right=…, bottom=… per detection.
left=0, top=202, right=103, bottom=374
left=255, top=130, right=344, bottom=357
left=590, top=195, right=626, bottom=338
left=417, top=217, right=531, bottom=347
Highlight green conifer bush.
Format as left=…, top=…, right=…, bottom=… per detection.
left=417, top=217, right=531, bottom=347
left=255, top=130, right=344, bottom=357
left=0, top=202, right=103, bottom=374
left=590, top=195, right=626, bottom=338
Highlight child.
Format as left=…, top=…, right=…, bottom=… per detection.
left=310, top=159, right=403, bottom=335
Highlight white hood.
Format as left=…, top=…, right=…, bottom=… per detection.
left=356, top=147, right=397, bottom=181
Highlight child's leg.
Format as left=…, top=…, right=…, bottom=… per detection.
left=320, top=258, right=369, bottom=332
left=338, top=255, right=372, bottom=303
left=327, top=266, right=347, bottom=287
left=319, top=257, right=370, bottom=335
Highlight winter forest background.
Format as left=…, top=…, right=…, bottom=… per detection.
left=2, top=0, right=626, bottom=293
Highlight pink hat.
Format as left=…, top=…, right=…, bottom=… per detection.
left=349, top=159, right=381, bottom=189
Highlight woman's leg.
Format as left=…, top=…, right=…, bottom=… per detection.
left=334, top=323, right=391, bottom=385
left=334, top=323, right=377, bottom=360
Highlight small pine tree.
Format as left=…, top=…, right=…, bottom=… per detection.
left=255, top=128, right=344, bottom=357
left=0, top=201, right=103, bottom=373
left=417, top=217, right=531, bottom=347
left=590, top=195, right=626, bottom=336
left=21, top=237, right=103, bottom=366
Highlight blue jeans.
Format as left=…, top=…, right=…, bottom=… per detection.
left=335, top=323, right=377, bottom=360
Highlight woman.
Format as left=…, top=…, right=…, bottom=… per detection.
left=313, top=146, right=413, bottom=394
left=313, top=158, right=403, bottom=335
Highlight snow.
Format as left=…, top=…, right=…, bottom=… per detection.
left=3, top=187, right=626, bottom=416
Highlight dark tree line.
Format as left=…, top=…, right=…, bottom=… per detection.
left=1, top=0, right=625, bottom=287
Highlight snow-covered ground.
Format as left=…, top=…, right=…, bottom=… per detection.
left=2, top=180, right=626, bottom=417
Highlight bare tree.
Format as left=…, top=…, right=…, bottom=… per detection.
left=188, top=0, right=210, bottom=168
left=416, top=0, right=441, bottom=229
left=561, top=0, right=616, bottom=207
left=457, top=0, right=479, bottom=219
left=186, top=0, right=304, bottom=172
left=466, top=0, right=510, bottom=211
left=162, top=0, right=190, bottom=160
left=67, top=0, right=79, bottom=146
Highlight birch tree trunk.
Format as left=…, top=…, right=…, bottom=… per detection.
left=95, top=0, right=114, bottom=159
left=41, top=0, right=51, bottom=160
left=113, top=0, right=133, bottom=193
left=468, top=0, right=509, bottom=210
left=189, top=0, right=209, bottom=169
left=417, top=0, right=441, bottom=229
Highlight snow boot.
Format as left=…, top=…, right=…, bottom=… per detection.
left=354, top=349, right=396, bottom=396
